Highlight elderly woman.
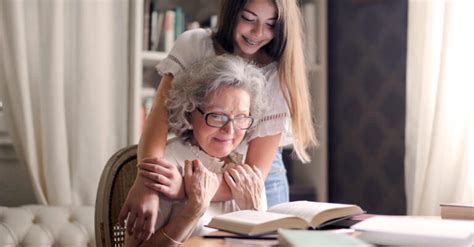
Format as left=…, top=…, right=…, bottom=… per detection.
left=125, top=55, right=267, bottom=247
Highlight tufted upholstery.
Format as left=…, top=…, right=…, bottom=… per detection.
left=0, top=205, right=95, bottom=247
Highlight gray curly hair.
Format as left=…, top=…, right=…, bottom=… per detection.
left=166, top=55, right=267, bottom=140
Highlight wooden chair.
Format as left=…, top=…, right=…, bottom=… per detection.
left=95, top=145, right=138, bottom=247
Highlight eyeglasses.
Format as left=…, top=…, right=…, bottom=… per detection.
left=196, top=108, right=254, bottom=130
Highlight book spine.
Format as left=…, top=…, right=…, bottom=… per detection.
left=174, top=7, right=183, bottom=40
left=143, top=0, right=151, bottom=50
left=163, top=10, right=175, bottom=53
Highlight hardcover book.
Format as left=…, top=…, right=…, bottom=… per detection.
left=207, top=201, right=364, bottom=236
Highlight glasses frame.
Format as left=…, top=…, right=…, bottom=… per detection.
left=196, top=107, right=254, bottom=130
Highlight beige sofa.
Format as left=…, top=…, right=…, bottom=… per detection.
left=0, top=205, right=95, bottom=247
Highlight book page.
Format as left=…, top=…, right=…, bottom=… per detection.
left=211, top=210, right=294, bottom=226
left=268, top=201, right=357, bottom=224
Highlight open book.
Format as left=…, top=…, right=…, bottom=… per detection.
left=207, top=201, right=364, bottom=236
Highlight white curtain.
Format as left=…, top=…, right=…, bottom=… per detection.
left=0, top=0, right=129, bottom=205
left=405, top=0, right=474, bottom=215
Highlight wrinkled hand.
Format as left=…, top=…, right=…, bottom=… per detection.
left=117, top=174, right=158, bottom=241
left=184, top=160, right=219, bottom=212
left=224, top=164, right=264, bottom=211
left=138, top=157, right=185, bottom=200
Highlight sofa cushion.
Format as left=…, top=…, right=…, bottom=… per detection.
left=0, top=205, right=94, bottom=247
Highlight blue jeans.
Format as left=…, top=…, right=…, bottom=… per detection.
left=265, top=148, right=289, bottom=208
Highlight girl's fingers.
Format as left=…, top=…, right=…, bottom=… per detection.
left=144, top=182, right=163, bottom=192
left=117, top=205, right=130, bottom=227
left=139, top=170, right=170, bottom=185
left=126, top=211, right=137, bottom=234
left=138, top=163, right=172, bottom=177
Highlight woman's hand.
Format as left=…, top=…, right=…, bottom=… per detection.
left=183, top=160, right=219, bottom=214
left=117, top=174, right=158, bottom=242
left=138, top=158, right=185, bottom=200
left=224, top=164, right=264, bottom=211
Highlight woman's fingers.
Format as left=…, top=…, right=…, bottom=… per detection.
left=224, top=171, right=237, bottom=188
left=227, top=167, right=242, bottom=182
left=184, top=160, right=193, bottom=177
left=250, top=165, right=263, bottom=179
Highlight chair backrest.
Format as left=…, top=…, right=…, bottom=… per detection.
left=95, top=145, right=138, bottom=247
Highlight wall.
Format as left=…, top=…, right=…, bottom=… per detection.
left=327, top=0, right=407, bottom=214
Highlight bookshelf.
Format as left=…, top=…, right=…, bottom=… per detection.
left=129, top=0, right=327, bottom=201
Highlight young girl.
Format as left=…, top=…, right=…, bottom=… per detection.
left=120, top=0, right=317, bottom=241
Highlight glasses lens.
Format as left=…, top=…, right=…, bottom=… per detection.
left=204, top=112, right=253, bottom=129
left=206, top=113, right=229, bottom=128
left=234, top=116, right=253, bottom=129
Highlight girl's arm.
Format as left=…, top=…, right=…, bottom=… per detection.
left=138, top=74, right=173, bottom=160
left=118, top=74, right=174, bottom=241
left=211, top=133, right=281, bottom=201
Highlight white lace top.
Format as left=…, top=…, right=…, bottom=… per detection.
left=154, top=137, right=267, bottom=236
left=156, top=28, right=293, bottom=148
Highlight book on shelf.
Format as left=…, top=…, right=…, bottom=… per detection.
left=351, top=215, right=474, bottom=246
left=162, top=10, right=175, bottom=53
left=143, top=2, right=185, bottom=52
left=143, top=0, right=151, bottom=50
left=440, top=203, right=474, bottom=220
left=278, top=228, right=373, bottom=247
left=206, top=200, right=365, bottom=236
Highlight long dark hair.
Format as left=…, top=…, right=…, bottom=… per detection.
left=214, top=0, right=317, bottom=162
left=214, top=0, right=286, bottom=62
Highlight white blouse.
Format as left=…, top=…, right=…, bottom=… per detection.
left=154, top=138, right=267, bottom=236
left=156, top=28, right=293, bottom=148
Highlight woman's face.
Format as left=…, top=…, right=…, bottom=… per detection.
left=233, top=0, right=277, bottom=60
left=190, top=86, right=251, bottom=158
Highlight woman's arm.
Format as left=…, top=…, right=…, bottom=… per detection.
left=211, top=133, right=281, bottom=201
left=118, top=74, right=174, bottom=241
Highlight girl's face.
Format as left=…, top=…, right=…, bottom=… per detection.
left=233, top=0, right=277, bottom=60
left=190, top=86, right=251, bottom=158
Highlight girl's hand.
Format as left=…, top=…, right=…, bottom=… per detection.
left=224, top=164, right=264, bottom=211
left=138, top=158, right=185, bottom=200
left=184, top=160, right=219, bottom=213
left=117, top=175, right=158, bottom=242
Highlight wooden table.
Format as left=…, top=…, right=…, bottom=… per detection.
left=183, top=236, right=278, bottom=247
left=182, top=230, right=360, bottom=247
